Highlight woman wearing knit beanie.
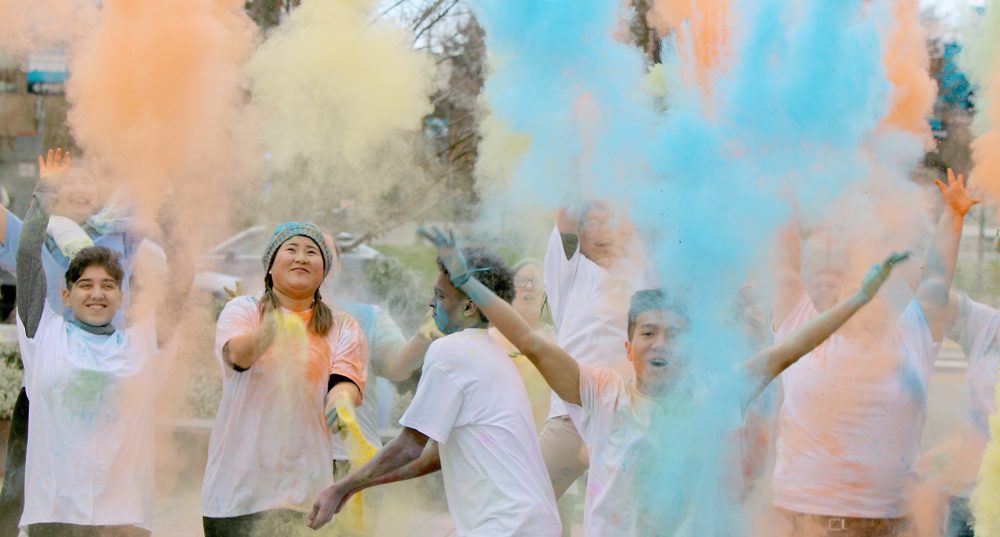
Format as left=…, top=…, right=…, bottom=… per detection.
left=201, top=222, right=369, bottom=537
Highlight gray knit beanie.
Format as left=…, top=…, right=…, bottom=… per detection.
left=261, top=222, right=334, bottom=278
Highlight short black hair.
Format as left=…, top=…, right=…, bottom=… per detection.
left=65, top=246, right=124, bottom=289
left=627, top=288, right=685, bottom=340
left=438, top=246, right=514, bottom=323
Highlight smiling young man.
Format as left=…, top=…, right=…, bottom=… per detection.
left=419, top=226, right=908, bottom=536
left=307, top=245, right=561, bottom=536
left=0, top=149, right=143, bottom=536
left=14, top=155, right=189, bottom=536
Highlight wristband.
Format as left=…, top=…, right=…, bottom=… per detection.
left=451, top=267, right=491, bottom=288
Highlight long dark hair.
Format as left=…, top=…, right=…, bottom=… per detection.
left=260, top=273, right=333, bottom=337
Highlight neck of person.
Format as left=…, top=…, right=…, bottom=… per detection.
left=271, top=286, right=315, bottom=312
left=516, top=308, right=543, bottom=331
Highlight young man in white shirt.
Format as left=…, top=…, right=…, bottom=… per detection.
left=542, top=203, right=653, bottom=499
left=418, top=226, right=908, bottom=536
left=307, top=245, right=561, bottom=536
left=769, top=169, right=977, bottom=535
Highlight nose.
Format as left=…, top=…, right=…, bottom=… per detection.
left=650, top=332, right=668, bottom=350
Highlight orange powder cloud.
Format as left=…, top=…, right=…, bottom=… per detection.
left=66, top=0, right=256, bottom=224
left=647, top=0, right=729, bottom=95
left=878, top=0, right=936, bottom=144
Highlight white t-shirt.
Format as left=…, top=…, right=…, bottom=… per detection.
left=17, top=302, right=160, bottom=530
left=773, top=297, right=940, bottom=518
left=201, top=296, right=368, bottom=517
left=543, top=226, right=652, bottom=419
left=947, top=292, right=1000, bottom=495
left=567, top=365, right=743, bottom=537
left=399, top=328, right=560, bottom=537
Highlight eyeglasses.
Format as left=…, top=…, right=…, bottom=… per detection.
left=514, top=277, right=537, bottom=288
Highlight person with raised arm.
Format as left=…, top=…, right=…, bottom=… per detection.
left=769, top=169, right=977, bottom=535
left=15, top=155, right=190, bottom=537
left=0, top=149, right=143, bottom=535
left=412, top=226, right=907, bottom=536
left=306, top=246, right=560, bottom=536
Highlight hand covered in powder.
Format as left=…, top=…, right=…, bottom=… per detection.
left=858, top=251, right=911, bottom=302
left=37, top=147, right=71, bottom=182
left=254, top=308, right=280, bottom=357
left=306, top=481, right=356, bottom=530
left=935, top=168, right=980, bottom=217
left=417, top=226, right=470, bottom=286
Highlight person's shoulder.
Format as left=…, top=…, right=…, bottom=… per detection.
left=427, top=329, right=490, bottom=362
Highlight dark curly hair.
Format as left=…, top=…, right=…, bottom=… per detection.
left=437, top=246, right=514, bottom=323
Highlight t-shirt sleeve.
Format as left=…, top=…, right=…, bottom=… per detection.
left=329, top=313, right=369, bottom=399
left=214, top=296, right=260, bottom=375
left=899, top=299, right=940, bottom=362
left=399, top=343, right=464, bottom=443
left=16, top=300, right=63, bottom=389
left=0, top=208, right=22, bottom=274
left=543, top=226, right=581, bottom=330
left=566, top=365, right=620, bottom=445
left=950, top=293, right=1000, bottom=364
left=369, top=307, right=407, bottom=378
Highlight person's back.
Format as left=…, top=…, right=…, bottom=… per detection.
left=400, top=328, right=560, bottom=535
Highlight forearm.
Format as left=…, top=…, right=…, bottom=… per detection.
left=556, top=210, right=580, bottom=260
left=920, top=209, right=963, bottom=296
left=338, top=430, right=427, bottom=496
left=362, top=441, right=441, bottom=488
left=381, top=337, right=432, bottom=382
left=224, top=333, right=265, bottom=369
left=747, top=291, right=867, bottom=394
left=328, top=380, right=362, bottom=406
left=458, top=277, right=581, bottom=404
left=16, top=184, right=56, bottom=335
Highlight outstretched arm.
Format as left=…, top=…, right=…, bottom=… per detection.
left=419, top=227, right=582, bottom=405
left=916, top=168, right=978, bottom=341
left=556, top=208, right=581, bottom=260
left=306, top=427, right=429, bottom=529
left=743, top=251, right=910, bottom=401
left=17, top=149, right=70, bottom=337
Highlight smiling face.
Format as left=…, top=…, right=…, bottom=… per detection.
left=625, top=309, right=687, bottom=397
left=61, top=264, right=122, bottom=326
left=51, top=168, right=101, bottom=225
left=269, top=236, right=326, bottom=300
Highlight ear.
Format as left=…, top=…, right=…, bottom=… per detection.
left=462, top=298, right=479, bottom=319
left=625, top=340, right=634, bottom=363
left=61, top=287, right=72, bottom=308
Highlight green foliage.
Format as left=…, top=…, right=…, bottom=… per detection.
left=0, top=347, right=22, bottom=420
left=364, top=255, right=430, bottom=334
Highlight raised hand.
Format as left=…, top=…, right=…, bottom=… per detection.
left=859, top=251, right=911, bottom=302
left=417, top=226, right=470, bottom=286
left=935, top=168, right=980, bottom=217
left=254, top=308, right=280, bottom=357
left=37, top=147, right=71, bottom=181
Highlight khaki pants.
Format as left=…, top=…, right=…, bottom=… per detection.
left=539, top=415, right=589, bottom=498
